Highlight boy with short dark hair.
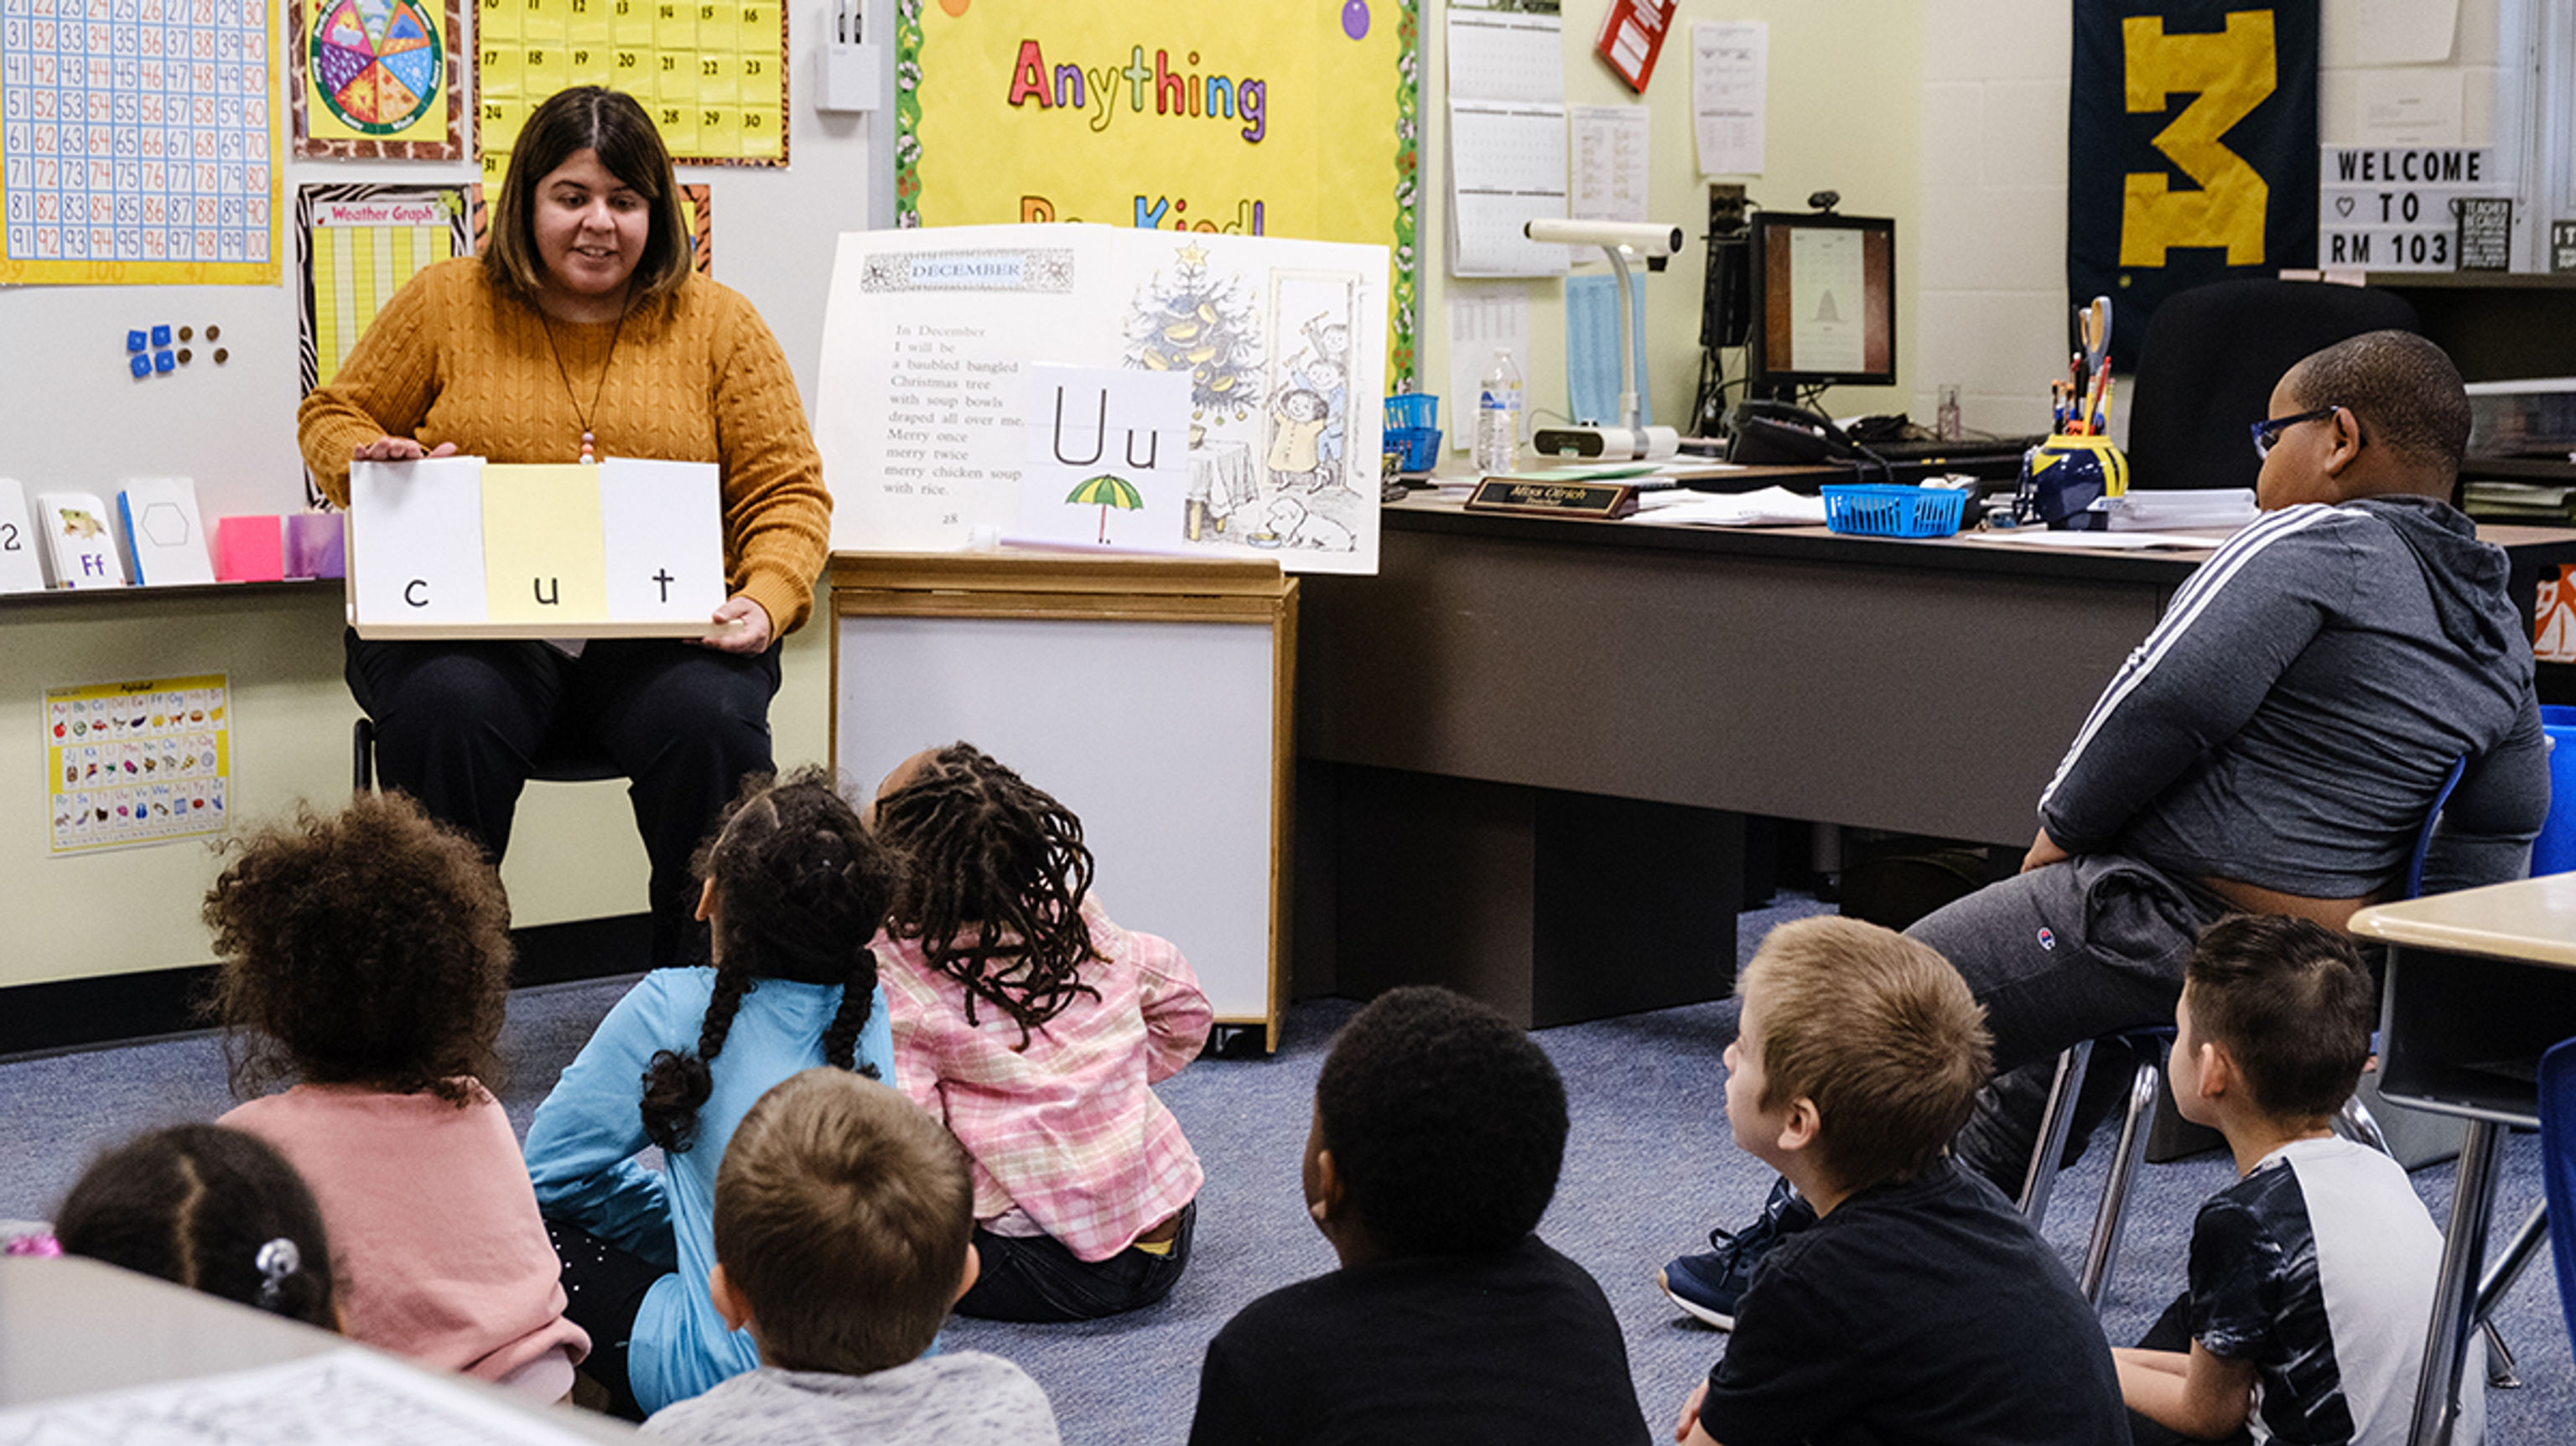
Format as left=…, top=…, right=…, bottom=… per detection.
left=1187, top=986, right=1651, bottom=1445
left=1675, top=917, right=2126, bottom=1446
left=640, top=1069, right=1060, bottom=1445
left=2118, top=915, right=2475, bottom=1446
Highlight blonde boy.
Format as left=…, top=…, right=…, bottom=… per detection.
left=641, top=1069, right=1060, bottom=1446
left=1675, top=917, right=2124, bottom=1446
left=2117, top=915, right=2475, bottom=1446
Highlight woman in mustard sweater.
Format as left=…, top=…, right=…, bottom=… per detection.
left=299, top=86, right=828, bottom=967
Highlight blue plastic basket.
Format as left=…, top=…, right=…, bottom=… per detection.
left=1384, top=392, right=1440, bottom=432
left=1384, top=427, right=1442, bottom=474
left=1821, top=485, right=1967, bottom=538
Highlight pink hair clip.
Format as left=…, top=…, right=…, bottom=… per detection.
left=3, top=1232, right=63, bottom=1257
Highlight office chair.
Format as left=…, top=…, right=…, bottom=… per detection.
left=2125, top=279, right=2421, bottom=492
left=351, top=717, right=623, bottom=794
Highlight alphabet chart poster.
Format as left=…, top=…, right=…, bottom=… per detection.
left=44, top=673, right=231, bottom=855
left=897, top=0, right=1419, bottom=386
left=473, top=0, right=787, bottom=176
left=0, top=0, right=283, bottom=283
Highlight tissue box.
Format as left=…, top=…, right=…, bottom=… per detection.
left=284, top=513, right=346, bottom=579
left=214, top=516, right=285, bottom=582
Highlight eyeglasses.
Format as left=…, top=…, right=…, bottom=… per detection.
left=2249, top=406, right=2345, bottom=460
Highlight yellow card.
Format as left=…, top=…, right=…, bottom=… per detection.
left=520, top=0, right=567, bottom=44
left=654, top=67, right=700, bottom=153
left=610, top=48, right=650, bottom=95
left=480, top=0, right=520, bottom=44
left=696, top=105, right=740, bottom=158
left=567, top=0, right=613, bottom=82
left=568, top=39, right=612, bottom=87
left=481, top=465, right=609, bottom=624
left=693, top=49, right=737, bottom=105
left=521, top=39, right=564, bottom=96
left=613, top=0, right=654, bottom=46
left=480, top=43, right=522, bottom=97
left=738, top=100, right=781, bottom=160
left=653, top=0, right=693, bottom=55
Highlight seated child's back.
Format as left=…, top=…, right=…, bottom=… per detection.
left=1190, top=987, right=1651, bottom=1446
left=1682, top=918, right=2125, bottom=1446
left=2117, top=915, right=2475, bottom=1446
left=640, top=1068, right=1059, bottom=1446
left=206, top=795, right=584, bottom=1397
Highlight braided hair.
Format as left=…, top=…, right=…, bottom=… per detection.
left=639, top=767, right=897, bottom=1153
left=870, top=743, right=1104, bottom=1046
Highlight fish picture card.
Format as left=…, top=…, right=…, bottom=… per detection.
left=818, top=223, right=1389, bottom=574
left=347, top=456, right=722, bottom=636
left=35, top=491, right=128, bottom=590
left=0, top=479, right=49, bottom=595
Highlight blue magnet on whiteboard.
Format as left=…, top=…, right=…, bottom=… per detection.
left=152, top=324, right=172, bottom=347
left=127, top=329, right=148, bottom=352
left=153, top=350, right=175, bottom=373
left=129, top=353, right=153, bottom=378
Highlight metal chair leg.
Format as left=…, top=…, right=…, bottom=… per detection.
left=2020, top=1041, right=2094, bottom=1228
left=2081, top=1054, right=2163, bottom=1306
left=2468, top=1205, right=2547, bottom=1390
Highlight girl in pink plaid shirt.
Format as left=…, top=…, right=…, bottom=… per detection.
left=868, top=743, right=1213, bottom=1323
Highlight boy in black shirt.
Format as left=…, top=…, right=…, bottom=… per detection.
left=1187, top=987, right=1650, bottom=1446
left=1675, top=918, right=2126, bottom=1446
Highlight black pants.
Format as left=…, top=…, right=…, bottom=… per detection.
left=347, top=631, right=781, bottom=967
left=954, top=1201, right=1197, bottom=1323
left=546, top=1218, right=666, bottom=1423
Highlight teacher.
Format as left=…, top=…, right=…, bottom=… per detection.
left=298, top=86, right=830, bottom=969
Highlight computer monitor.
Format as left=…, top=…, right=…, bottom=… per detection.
left=1744, top=210, right=1897, bottom=396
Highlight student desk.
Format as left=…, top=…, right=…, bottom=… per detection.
left=1293, top=499, right=2576, bottom=1026
left=2349, top=873, right=2576, bottom=1446
left=0, top=1254, right=636, bottom=1437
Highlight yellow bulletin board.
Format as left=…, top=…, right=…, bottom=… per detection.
left=898, top=0, right=1419, bottom=384
left=0, top=0, right=285, bottom=284
left=473, top=0, right=787, bottom=176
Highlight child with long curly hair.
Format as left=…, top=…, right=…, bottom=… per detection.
left=867, top=743, right=1212, bottom=1322
left=522, top=767, right=898, bottom=1419
left=207, top=792, right=586, bottom=1398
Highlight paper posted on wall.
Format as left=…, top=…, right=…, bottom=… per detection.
left=815, top=224, right=1389, bottom=575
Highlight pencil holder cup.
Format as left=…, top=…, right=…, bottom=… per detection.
left=2015, top=433, right=2130, bottom=530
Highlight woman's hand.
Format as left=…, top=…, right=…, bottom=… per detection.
left=700, top=596, right=773, bottom=654
left=351, top=437, right=459, bottom=463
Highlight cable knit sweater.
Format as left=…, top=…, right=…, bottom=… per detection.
left=296, top=258, right=831, bottom=635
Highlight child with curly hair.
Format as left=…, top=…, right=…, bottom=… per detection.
left=51, top=1123, right=340, bottom=1330
left=866, top=743, right=1212, bottom=1322
left=523, top=767, right=899, bottom=1418
left=207, top=792, right=586, bottom=1397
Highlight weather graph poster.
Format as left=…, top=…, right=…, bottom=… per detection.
left=292, top=0, right=460, bottom=157
left=897, top=0, right=1419, bottom=386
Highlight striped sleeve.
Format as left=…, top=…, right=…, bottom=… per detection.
left=2037, top=505, right=2344, bottom=851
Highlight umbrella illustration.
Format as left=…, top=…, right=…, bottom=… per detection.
left=1066, top=473, right=1144, bottom=543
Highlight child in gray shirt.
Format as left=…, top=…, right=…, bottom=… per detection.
left=640, top=1069, right=1059, bottom=1446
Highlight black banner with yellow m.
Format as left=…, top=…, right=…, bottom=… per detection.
left=2070, top=2, right=2318, bottom=371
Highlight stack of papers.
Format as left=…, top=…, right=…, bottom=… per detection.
left=1638, top=486, right=1826, bottom=527
left=2095, top=489, right=2257, bottom=531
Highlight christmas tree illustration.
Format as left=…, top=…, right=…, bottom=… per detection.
left=1125, top=243, right=1265, bottom=422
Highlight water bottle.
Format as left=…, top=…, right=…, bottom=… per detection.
left=1474, top=347, right=1522, bottom=475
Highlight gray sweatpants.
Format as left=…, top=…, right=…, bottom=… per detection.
left=1906, top=853, right=2231, bottom=1192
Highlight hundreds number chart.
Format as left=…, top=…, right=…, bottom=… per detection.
left=475, top=0, right=782, bottom=176
left=0, top=0, right=283, bottom=282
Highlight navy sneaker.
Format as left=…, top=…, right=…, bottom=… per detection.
left=1657, top=1180, right=1814, bottom=1329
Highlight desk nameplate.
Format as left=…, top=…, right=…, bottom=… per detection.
left=1463, top=478, right=1640, bottom=520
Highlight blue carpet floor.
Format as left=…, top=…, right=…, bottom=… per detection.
left=3, top=895, right=2566, bottom=1443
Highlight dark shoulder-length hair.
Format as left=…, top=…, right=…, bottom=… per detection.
left=485, top=86, right=692, bottom=305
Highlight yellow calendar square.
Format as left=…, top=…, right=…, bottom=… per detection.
left=693, top=49, right=736, bottom=105
left=613, top=0, right=653, bottom=47
left=696, top=105, right=740, bottom=158
left=567, top=39, right=611, bottom=87
left=737, top=100, right=780, bottom=160
left=480, top=46, right=522, bottom=98
left=486, top=96, right=528, bottom=151
left=653, top=0, right=693, bottom=54
left=521, top=0, right=568, bottom=42
left=652, top=93, right=699, bottom=154
left=480, top=0, right=522, bottom=44
left=609, top=48, right=650, bottom=96
left=522, top=41, right=565, bottom=92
